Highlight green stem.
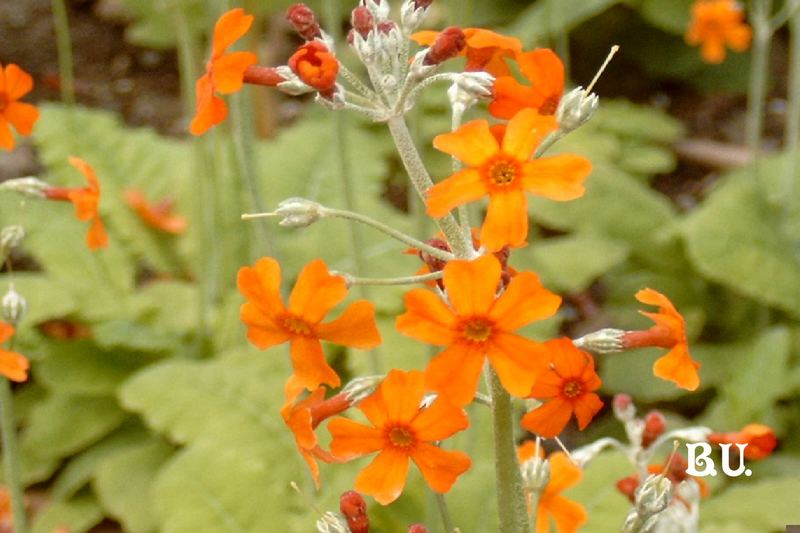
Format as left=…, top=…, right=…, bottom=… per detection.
left=386, top=116, right=473, bottom=258
left=746, top=0, right=774, bottom=180
left=783, top=6, right=800, bottom=230
left=50, top=0, right=75, bottom=107
left=0, top=373, right=27, bottom=533
left=434, top=492, right=456, bottom=533
left=487, top=368, right=530, bottom=533
left=342, top=271, right=442, bottom=286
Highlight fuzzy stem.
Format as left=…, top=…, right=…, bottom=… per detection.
left=50, top=0, right=75, bottom=107
left=0, top=338, right=26, bottom=533
left=746, top=0, right=774, bottom=179
left=435, top=492, right=456, bottom=533
left=487, top=367, right=530, bottom=533
left=340, top=271, right=443, bottom=287
left=784, top=5, right=800, bottom=228
left=386, top=116, right=473, bottom=258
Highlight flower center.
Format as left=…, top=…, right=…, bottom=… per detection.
left=281, top=314, right=312, bottom=336
left=487, top=160, right=518, bottom=186
left=539, top=95, right=560, bottom=116
left=462, top=318, right=493, bottom=343
left=388, top=426, right=415, bottom=449
left=562, top=379, right=583, bottom=398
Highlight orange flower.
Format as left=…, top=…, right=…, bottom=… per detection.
left=537, top=452, right=587, bottom=533
left=44, top=157, right=108, bottom=250
left=411, top=28, right=522, bottom=77
left=623, top=288, right=700, bottom=391
left=427, top=108, right=591, bottom=252
left=288, top=41, right=339, bottom=96
left=0, top=63, right=39, bottom=151
left=328, top=369, right=471, bottom=505
left=521, top=338, right=603, bottom=438
left=489, top=49, right=565, bottom=120
left=190, top=8, right=258, bottom=136
left=708, top=423, right=777, bottom=460
left=686, top=0, right=751, bottom=64
left=281, top=376, right=350, bottom=488
left=0, top=322, right=29, bottom=382
left=238, top=257, right=381, bottom=390
left=124, top=189, right=188, bottom=234
left=396, top=255, right=560, bottom=406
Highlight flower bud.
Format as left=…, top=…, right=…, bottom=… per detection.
left=572, top=328, right=624, bottom=354
left=2, top=285, right=27, bottom=325
left=340, top=491, right=369, bottom=533
left=400, top=0, right=430, bottom=33
left=616, top=475, right=639, bottom=503
left=408, top=525, right=430, bottom=533
left=288, top=41, right=339, bottom=96
left=424, top=27, right=466, bottom=66
left=0, top=226, right=25, bottom=255
left=642, top=411, right=667, bottom=448
left=360, top=0, right=389, bottom=21
left=520, top=452, right=550, bottom=493
left=316, top=512, right=350, bottom=533
left=351, top=6, right=374, bottom=38
left=274, top=66, right=315, bottom=96
left=556, top=86, right=599, bottom=134
left=635, top=474, right=672, bottom=517
left=286, top=3, right=322, bottom=41
left=275, top=197, right=323, bottom=228
left=0, top=177, right=49, bottom=198
left=613, top=393, right=636, bottom=422
left=342, top=375, right=382, bottom=404
left=243, top=66, right=285, bottom=87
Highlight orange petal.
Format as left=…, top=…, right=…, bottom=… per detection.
left=288, top=259, right=347, bottom=324
left=237, top=257, right=285, bottom=316
left=3, top=64, right=34, bottom=100
left=316, top=300, right=381, bottom=349
left=0, top=322, right=13, bottom=344
left=424, top=344, right=485, bottom=407
left=86, top=216, right=109, bottom=250
left=572, top=393, right=603, bottom=430
left=328, top=417, right=385, bottom=459
left=241, top=303, right=290, bottom=349
left=354, top=448, right=410, bottom=505
left=521, top=155, right=591, bottom=201
left=300, top=447, right=322, bottom=489
left=410, top=443, right=471, bottom=493
left=443, top=255, right=501, bottom=316
left=465, top=29, right=522, bottom=55
left=487, top=333, right=551, bottom=398
left=480, top=190, right=528, bottom=251
left=190, top=76, right=227, bottom=135
left=410, top=398, right=469, bottom=442
left=426, top=168, right=489, bottom=218
left=4, top=102, right=39, bottom=136
left=0, top=117, right=15, bottom=150
left=489, top=271, right=561, bottom=330
left=501, top=109, right=557, bottom=162
left=410, top=30, right=439, bottom=46
left=517, top=49, right=564, bottom=102
left=432, top=120, right=499, bottom=167
left=635, top=288, right=680, bottom=315
left=0, top=349, right=29, bottom=383
left=289, top=336, right=340, bottom=390
left=375, top=369, right=426, bottom=424
left=653, top=344, right=700, bottom=391
left=521, top=397, right=572, bottom=438
left=396, top=289, right=457, bottom=346
left=212, top=8, right=255, bottom=57
left=489, top=77, right=542, bottom=120
left=212, top=51, right=258, bottom=94
left=546, top=452, right=583, bottom=494
left=547, top=495, right=588, bottom=533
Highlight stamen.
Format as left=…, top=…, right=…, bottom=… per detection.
left=388, top=426, right=415, bottom=448
left=462, top=318, right=493, bottom=342
left=282, top=315, right=313, bottom=336
left=488, top=160, right=517, bottom=186
left=586, top=45, right=619, bottom=94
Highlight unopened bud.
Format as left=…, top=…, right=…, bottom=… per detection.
left=0, top=226, right=25, bottom=254
left=2, top=285, right=27, bottom=325
left=0, top=177, right=49, bottom=198
left=274, top=66, right=315, bottom=96
left=635, top=474, right=672, bottom=517
left=572, top=328, right=624, bottom=354
left=520, top=453, right=550, bottom=492
left=342, top=375, right=382, bottom=404
left=613, top=393, right=636, bottom=422
left=424, top=27, right=466, bottom=66
left=275, top=197, right=323, bottom=228
left=448, top=72, right=495, bottom=117
left=642, top=411, right=667, bottom=448
left=351, top=6, right=374, bottom=38
left=340, top=491, right=369, bottom=533
left=286, top=3, right=322, bottom=41
left=360, top=0, right=389, bottom=21
left=400, top=0, right=430, bottom=33
left=408, top=525, right=430, bottom=533
left=556, top=87, right=599, bottom=134
left=316, top=512, right=350, bottom=533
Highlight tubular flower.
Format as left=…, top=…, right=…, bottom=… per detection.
left=489, top=48, right=565, bottom=119
left=536, top=452, right=587, bottom=533
left=396, top=255, right=561, bottom=406
left=522, top=338, right=603, bottom=438
left=411, top=28, right=522, bottom=77
left=0, top=63, right=39, bottom=151
left=190, top=8, right=258, bottom=136
left=0, top=321, right=29, bottom=382
left=686, top=0, right=752, bottom=64
left=238, top=257, right=381, bottom=390
left=708, top=423, right=777, bottom=460
left=623, top=288, right=700, bottom=391
left=281, top=376, right=349, bottom=488
left=288, top=41, right=339, bottom=96
left=44, top=157, right=108, bottom=250
left=427, top=108, right=591, bottom=252
left=124, top=189, right=188, bottom=234
left=328, top=369, right=471, bottom=505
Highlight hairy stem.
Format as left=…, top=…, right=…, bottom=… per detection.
left=50, top=0, right=75, bottom=107
left=435, top=492, right=456, bottom=533
left=0, top=349, right=26, bottom=533
left=746, top=0, right=774, bottom=179
left=784, top=5, right=800, bottom=231
left=341, top=271, right=443, bottom=287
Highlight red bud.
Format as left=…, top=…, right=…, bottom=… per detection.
left=642, top=410, right=667, bottom=448
left=340, top=491, right=369, bottom=533
left=286, top=3, right=321, bottom=41
left=408, top=526, right=430, bottom=533
left=424, top=26, right=466, bottom=66
left=351, top=6, right=374, bottom=39
left=413, top=0, right=434, bottom=8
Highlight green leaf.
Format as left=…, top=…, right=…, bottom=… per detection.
left=0, top=273, right=78, bottom=325
left=701, top=476, right=800, bottom=531
left=682, top=177, right=800, bottom=318
left=93, top=319, right=179, bottom=353
left=593, top=100, right=685, bottom=145
left=515, top=234, right=629, bottom=293
left=507, top=0, right=622, bottom=43
left=94, top=439, right=174, bottom=533
left=639, top=0, right=693, bottom=34
left=568, top=451, right=632, bottom=532
left=31, top=493, right=104, bottom=533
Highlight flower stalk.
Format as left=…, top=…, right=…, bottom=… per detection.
left=50, top=0, right=76, bottom=107
left=0, top=339, right=26, bottom=533
left=746, top=0, right=774, bottom=177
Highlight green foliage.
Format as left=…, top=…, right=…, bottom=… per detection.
left=701, top=476, right=800, bottom=531
left=31, top=494, right=104, bottom=533
left=508, top=0, right=622, bottom=43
